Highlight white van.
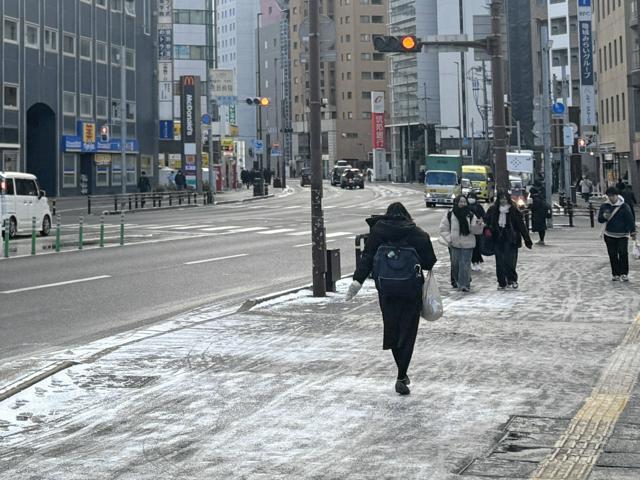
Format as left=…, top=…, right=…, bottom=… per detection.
left=1, top=172, right=52, bottom=239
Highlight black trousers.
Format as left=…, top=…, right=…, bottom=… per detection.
left=380, top=295, right=421, bottom=380
left=604, top=236, right=629, bottom=276
left=471, top=235, right=483, bottom=263
left=495, top=242, right=519, bottom=287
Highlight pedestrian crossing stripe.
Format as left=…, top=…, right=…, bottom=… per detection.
left=258, top=228, right=296, bottom=235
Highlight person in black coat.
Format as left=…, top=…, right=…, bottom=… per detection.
left=345, top=202, right=437, bottom=396
left=467, top=191, right=486, bottom=271
left=529, top=192, right=551, bottom=245
left=598, top=187, right=637, bottom=282
left=174, top=170, right=186, bottom=190
left=620, top=183, right=637, bottom=221
left=485, top=190, right=533, bottom=290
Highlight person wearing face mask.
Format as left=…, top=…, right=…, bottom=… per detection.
left=598, top=187, right=637, bottom=282
left=439, top=195, right=484, bottom=292
left=485, top=191, right=533, bottom=290
left=467, top=192, right=486, bottom=271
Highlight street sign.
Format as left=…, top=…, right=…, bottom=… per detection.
left=254, top=139, right=264, bottom=154
left=271, top=147, right=282, bottom=157
left=159, top=120, right=173, bottom=140
left=201, top=114, right=211, bottom=125
left=563, top=125, right=574, bottom=147
left=552, top=102, right=565, bottom=115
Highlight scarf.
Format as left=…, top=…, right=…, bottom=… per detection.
left=452, top=206, right=471, bottom=236
left=498, top=205, right=510, bottom=228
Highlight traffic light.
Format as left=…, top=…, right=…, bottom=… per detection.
left=372, top=35, right=421, bottom=53
left=99, top=125, right=110, bottom=142
left=245, top=97, right=270, bottom=107
left=578, top=137, right=587, bottom=154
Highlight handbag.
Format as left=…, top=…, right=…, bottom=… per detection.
left=479, top=227, right=495, bottom=256
left=421, top=271, right=443, bottom=322
left=633, top=240, right=640, bottom=260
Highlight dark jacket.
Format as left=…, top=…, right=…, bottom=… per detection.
left=621, top=189, right=637, bottom=209
left=485, top=203, right=532, bottom=248
left=529, top=195, right=551, bottom=233
left=354, top=215, right=437, bottom=284
left=174, top=173, right=186, bottom=186
left=353, top=215, right=437, bottom=350
left=468, top=202, right=486, bottom=224
left=137, top=175, right=151, bottom=193
left=598, top=200, right=636, bottom=236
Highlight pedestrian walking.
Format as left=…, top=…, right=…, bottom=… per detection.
left=174, top=170, right=186, bottom=191
left=579, top=176, right=593, bottom=203
left=467, top=192, right=486, bottom=271
left=485, top=191, right=533, bottom=290
left=620, top=183, right=637, bottom=221
left=345, top=202, right=437, bottom=396
left=529, top=191, right=551, bottom=245
left=598, top=187, right=637, bottom=282
left=137, top=171, right=151, bottom=193
left=240, top=169, right=250, bottom=189
left=439, top=195, right=484, bottom=292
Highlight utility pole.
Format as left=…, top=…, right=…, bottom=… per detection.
left=406, top=76, right=411, bottom=182
left=256, top=13, right=263, bottom=170
left=482, top=60, right=489, bottom=140
left=455, top=61, right=463, bottom=160
left=561, top=64, right=572, bottom=200
left=490, top=0, right=508, bottom=190
left=423, top=82, right=429, bottom=158
left=540, top=23, right=554, bottom=214
left=120, top=44, right=127, bottom=197
left=275, top=56, right=285, bottom=188
left=207, top=0, right=217, bottom=203
left=309, top=0, right=326, bottom=297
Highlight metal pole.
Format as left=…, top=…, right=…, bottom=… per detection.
left=207, top=0, right=216, bottom=204
left=3, top=219, right=9, bottom=258
left=120, top=44, right=127, bottom=200
left=423, top=82, right=429, bottom=158
left=490, top=0, right=508, bottom=190
left=406, top=77, right=412, bottom=182
left=540, top=23, right=554, bottom=215
left=120, top=212, right=125, bottom=246
left=309, top=0, right=327, bottom=297
left=456, top=62, right=463, bottom=160
left=561, top=64, right=572, bottom=201
left=99, top=214, right=105, bottom=247
left=55, top=214, right=61, bottom=252
left=516, top=120, right=521, bottom=152
left=275, top=57, right=285, bottom=189
left=31, top=216, right=36, bottom=255
left=482, top=60, right=489, bottom=140
left=78, top=215, right=84, bottom=250
left=257, top=13, right=263, bottom=170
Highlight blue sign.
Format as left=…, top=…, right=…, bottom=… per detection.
left=62, top=136, right=139, bottom=153
left=62, top=136, right=83, bottom=152
left=578, top=0, right=591, bottom=6
left=254, top=139, right=264, bottom=154
left=552, top=103, right=566, bottom=115
left=579, top=21, right=594, bottom=86
left=271, top=147, right=281, bottom=157
left=217, top=96, right=237, bottom=106
left=201, top=114, right=211, bottom=125
left=159, top=120, right=174, bottom=139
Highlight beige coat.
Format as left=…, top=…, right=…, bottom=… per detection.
left=439, top=211, right=484, bottom=249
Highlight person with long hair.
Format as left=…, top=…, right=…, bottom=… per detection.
left=439, top=195, right=484, bottom=292
left=485, top=191, right=533, bottom=290
left=598, top=187, right=637, bottom=281
left=345, top=202, right=437, bottom=395
left=467, top=191, right=486, bottom=271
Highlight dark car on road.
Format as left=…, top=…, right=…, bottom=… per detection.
left=331, top=165, right=352, bottom=186
left=340, top=168, right=365, bottom=189
left=300, top=168, right=311, bottom=187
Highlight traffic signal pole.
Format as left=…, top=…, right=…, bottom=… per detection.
left=308, top=0, right=327, bottom=297
left=490, top=0, right=508, bottom=191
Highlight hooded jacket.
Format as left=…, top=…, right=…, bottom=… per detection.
left=353, top=215, right=437, bottom=284
left=598, top=197, right=636, bottom=237
left=439, top=210, right=484, bottom=249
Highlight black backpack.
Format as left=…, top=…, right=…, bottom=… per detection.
left=372, top=240, right=423, bottom=297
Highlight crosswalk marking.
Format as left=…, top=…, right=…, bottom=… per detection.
left=146, top=225, right=187, bottom=230
left=287, top=231, right=311, bottom=236
left=171, top=225, right=214, bottom=230
left=258, top=228, right=295, bottom=235
left=223, top=227, right=268, bottom=234
left=199, top=226, right=241, bottom=232
left=325, top=231, right=353, bottom=238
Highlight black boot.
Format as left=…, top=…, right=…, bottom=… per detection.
left=395, top=380, right=410, bottom=395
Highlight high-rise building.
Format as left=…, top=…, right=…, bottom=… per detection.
left=289, top=0, right=389, bottom=175
left=625, top=0, right=640, bottom=196
left=594, top=0, right=631, bottom=185
left=0, top=0, right=157, bottom=197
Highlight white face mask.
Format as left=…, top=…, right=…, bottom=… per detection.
left=468, top=198, right=477, bottom=205
left=499, top=199, right=509, bottom=207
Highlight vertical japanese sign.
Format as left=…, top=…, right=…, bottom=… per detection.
left=578, top=0, right=596, bottom=127
left=158, top=0, right=172, bottom=24
left=371, top=91, right=385, bottom=149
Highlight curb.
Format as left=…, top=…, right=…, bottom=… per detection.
left=214, top=193, right=275, bottom=205
left=101, top=204, right=200, bottom=215
left=0, top=361, right=78, bottom=403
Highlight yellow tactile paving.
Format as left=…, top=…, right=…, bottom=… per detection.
left=530, top=315, right=640, bottom=480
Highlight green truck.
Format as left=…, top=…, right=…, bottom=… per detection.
left=423, top=154, right=462, bottom=207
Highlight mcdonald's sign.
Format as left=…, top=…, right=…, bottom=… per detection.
left=182, top=75, right=195, bottom=86
left=181, top=76, right=197, bottom=143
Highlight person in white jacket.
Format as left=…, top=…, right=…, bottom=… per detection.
left=440, top=195, right=484, bottom=292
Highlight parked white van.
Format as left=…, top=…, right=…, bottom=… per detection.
left=1, top=172, right=52, bottom=239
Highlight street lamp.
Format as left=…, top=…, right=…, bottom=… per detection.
left=256, top=12, right=263, bottom=170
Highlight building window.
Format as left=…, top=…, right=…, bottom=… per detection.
left=620, top=35, right=624, bottom=64
left=96, top=0, right=107, bottom=8
left=80, top=37, right=92, bottom=60
left=362, top=112, right=372, bottom=119
left=614, top=39, right=618, bottom=66
left=622, top=92, right=626, bottom=120
left=126, top=102, right=136, bottom=121
left=361, top=72, right=372, bottom=80
left=63, top=92, right=76, bottom=116
left=126, top=155, right=136, bottom=185
left=360, top=16, right=370, bottom=23
left=126, top=49, right=135, bottom=69
left=96, top=97, right=108, bottom=118
left=361, top=91, right=371, bottom=99
left=125, top=0, right=136, bottom=16
left=371, top=16, right=384, bottom=23
left=550, top=17, right=567, bottom=36
left=44, top=28, right=58, bottom=52
left=96, top=163, right=110, bottom=187
left=3, top=84, right=18, bottom=110
left=80, top=94, right=93, bottom=118
left=552, top=48, right=568, bottom=67
left=111, top=46, right=121, bottom=65
left=3, top=17, right=19, bottom=44
left=96, top=41, right=107, bottom=63
left=63, top=33, right=76, bottom=56
left=360, top=53, right=371, bottom=61
left=112, top=155, right=122, bottom=186
left=111, top=0, right=123, bottom=12
left=111, top=100, right=121, bottom=120
left=360, top=34, right=370, bottom=42
left=25, top=23, right=39, bottom=49
left=616, top=94, right=620, bottom=122
left=63, top=154, right=77, bottom=188
left=609, top=42, right=612, bottom=69
left=373, top=71, right=385, bottom=80
left=373, top=53, right=384, bottom=61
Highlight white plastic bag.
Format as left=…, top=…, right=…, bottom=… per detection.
left=633, top=240, right=640, bottom=260
left=421, top=271, right=443, bottom=322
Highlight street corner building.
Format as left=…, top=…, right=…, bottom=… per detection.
left=0, top=0, right=158, bottom=197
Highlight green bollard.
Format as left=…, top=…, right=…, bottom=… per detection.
left=55, top=215, right=61, bottom=252
left=99, top=214, right=105, bottom=247
left=78, top=215, right=84, bottom=250
left=31, top=216, right=36, bottom=255
left=3, top=219, right=9, bottom=258
left=120, top=212, right=125, bottom=246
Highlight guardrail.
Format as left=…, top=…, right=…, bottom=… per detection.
left=87, top=191, right=206, bottom=215
left=522, top=201, right=600, bottom=231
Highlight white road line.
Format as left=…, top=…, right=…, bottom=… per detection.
left=199, top=226, right=241, bottom=232
left=1, top=275, right=112, bottom=294
left=223, top=227, right=268, bottom=234
left=282, top=205, right=302, bottom=210
left=258, top=228, right=296, bottom=235
left=184, top=254, right=248, bottom=265
left=171, top=225, right=214, bottom=230
left=294, top=240, right=335, bottom=248
left=325, top=231, right=353, bottom=238
left=146, top=225, right=187, bottom=230
left=324, top=205, right=338, bottom=209
left=287, top=231, right=311, bottom=236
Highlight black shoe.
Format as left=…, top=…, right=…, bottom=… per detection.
left=398, top=375, right=410, bottom=386
left=395, top=380, right=410, bottom=395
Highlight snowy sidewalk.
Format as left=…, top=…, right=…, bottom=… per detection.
left=1, top=226, right=640, bottom=479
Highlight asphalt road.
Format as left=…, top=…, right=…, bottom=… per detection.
left=0, top=182, right=448, bottom=362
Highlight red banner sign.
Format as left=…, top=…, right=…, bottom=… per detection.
left=372, top=113, right=385, bottom=149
